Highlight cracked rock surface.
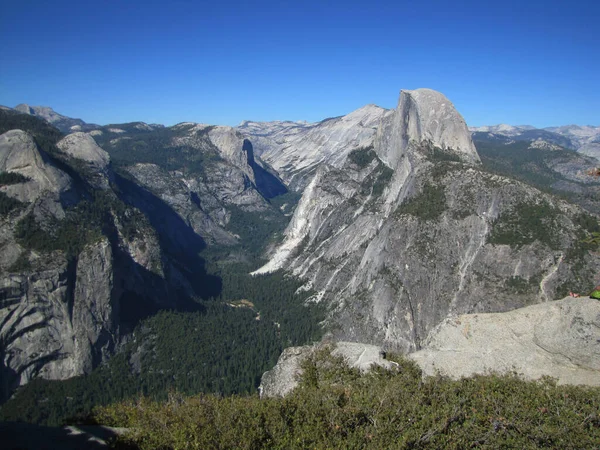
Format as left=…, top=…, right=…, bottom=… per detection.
left=409, top=297, right=600, bottom=385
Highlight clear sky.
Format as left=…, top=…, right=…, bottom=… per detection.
left=1, top=0, right=598, bottom=128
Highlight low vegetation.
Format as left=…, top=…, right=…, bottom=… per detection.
left=13, top=190, right=145, bottom=258
left=0, top=191, right=24, bottom=216
left=348, top=146, right=376, bottom=168
left=475, top=138, right=600, bottom=214
left=0, top=171, right=30, bottom=186
left=226, top=206, right=288, bottom=259
left=487, top=201, right=561, bottom=249
left=93, top=346, right=600, bottom=449
left=372, top=164, right=394, bottom=197
left=396, top=183, right=447, bottom=221
left=428, top=145, right=462, bottom=163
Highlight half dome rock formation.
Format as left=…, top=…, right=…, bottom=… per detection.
left=408, top=296, right=600, bottom=386
left=376, top=89, right=480, bottom=169
left=254, top=88, right=600, bottom=353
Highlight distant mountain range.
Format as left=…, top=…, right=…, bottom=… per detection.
left=469, top=123, right=600, bottom=159
left=3, top=103, right=598, bottom=159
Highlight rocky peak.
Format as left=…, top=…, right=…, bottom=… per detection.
left=207, top=126, right=256, bottom=179
left=13, top=104, right=33, bottom=115
left=14, top=104, right=68, bottom=124
left=12, top=104, right=93, bottom=133
left=57, top=132, right=110, bottom=169
left=377, top=89, right=480, bottom=169
left=333, top=103, right=389, bottom=128
left=57, top=132, right=112, bottom=189
left=0, top=130, right=71, bottom=205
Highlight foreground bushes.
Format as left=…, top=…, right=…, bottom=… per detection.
left=94, top=349, right=600, bottom=449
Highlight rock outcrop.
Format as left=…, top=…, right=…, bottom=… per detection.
left=259, top=342, right=397, bottom=398
left=261, top=298, right=600, bottom=397
left=0, top=130, right=72, bottom=209
left=57, top=132, right=112, bottom=188
left=254, top=89, right=600, bottom=353
left=123, top=162, right=237, bottom=245
left=408, top=296, right=600, bottom=386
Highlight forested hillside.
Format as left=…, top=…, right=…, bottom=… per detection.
left=475, top=138, right=600, bottom=213
left=0, top=270, right=324, bottom=425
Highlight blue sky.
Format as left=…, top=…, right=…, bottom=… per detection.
left=1, top=0, right=598, bottom=128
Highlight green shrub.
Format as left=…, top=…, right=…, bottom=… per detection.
left=372, top=165, right=393, bottom=197
left=348, top=146, right=376, bottom=169
left=429, top=146, right=461, bottom=162
left=488, top=201, right=561, bottom=249
left=396, top=183, right=447, bottom=220
left=0, top=191, right=24, bottom=216
left=488, top=201, right=559, bottom=250
left=93, top=345, right=600, bottom=449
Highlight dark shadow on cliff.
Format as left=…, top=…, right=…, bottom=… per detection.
left=107, top=173, right=222, bottom=329
left=243, top=139, right=288, bottom=199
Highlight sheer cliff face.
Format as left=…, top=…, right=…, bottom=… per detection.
left=255, top=89, right=600, bottom=353
left=376, top=89, right=479, bottom=169
left=0, top=129, right=166, bottom=402
left=0, top=239, right=116, bottom=400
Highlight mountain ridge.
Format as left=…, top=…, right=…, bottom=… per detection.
left=254, top=88, right=600, bottom=353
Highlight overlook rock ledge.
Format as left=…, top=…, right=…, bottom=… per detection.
left=408, top=296, right=600, bottom=386
left=260, top=297, right=600, bottom=397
